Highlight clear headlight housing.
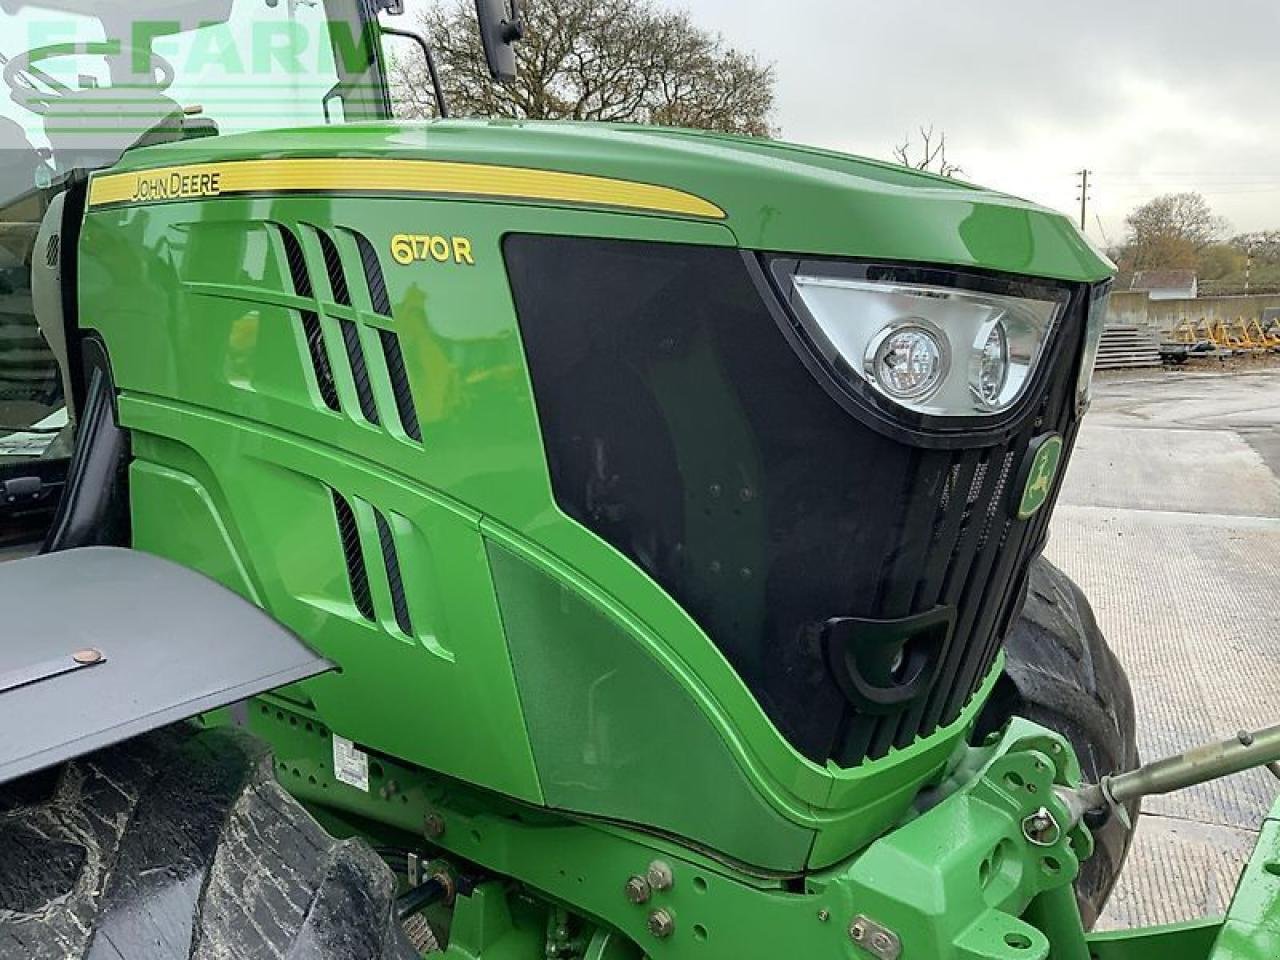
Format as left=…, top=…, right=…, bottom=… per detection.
left=783, top=270, right=1067, bottom=418
left=1077, top=284, right=1113, bottom=409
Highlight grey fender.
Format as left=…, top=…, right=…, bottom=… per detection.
left=0, top=546, right=331, bottom=785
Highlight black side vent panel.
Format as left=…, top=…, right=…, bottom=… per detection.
left=331, top=489, right=374, bottom=620
left=352, top=231, right=391, bottom=316
left=276, top=224, right=339, bottom=412
left=350, top=227, right=421, bottom=443
left=374, top=509, right=413, bottom=636
left=274, top=222, right=423, bottom=444
left=379, top=330, right=422, bottom=442
left=340, top=320, right=381, bottom=425
left=316, top=228, right=352, bottom=306
left=279, top=224, right=313, bottom=298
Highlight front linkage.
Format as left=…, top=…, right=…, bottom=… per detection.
left=257, top=701, right=1116, bottom=960
left=258, top=697, right=1280, bottom=960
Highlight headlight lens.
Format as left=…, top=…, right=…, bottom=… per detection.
left=867, top=321, right=948, bottom=401
left=787, top=273, right=1065, bottom=417
left=973, top=320, right=1009, bottom=407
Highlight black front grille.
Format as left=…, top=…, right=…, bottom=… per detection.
left=505, top=235, right=1086, bottom=767
left=837, top=390, right=1079, bottom=762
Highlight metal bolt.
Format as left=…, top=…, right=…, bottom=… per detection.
left=624, top=876, right=652, bottom=904
left=1239, top=730, right=1255, bottom=747
left=647, top=909, right=675, bottom=939
left=1021, top=806, right=1061, bottom=847
left=848, top=915, right=902, bottom=960
left=424, top=812, right=446, bottom=839
left=817, top=909, right=830, bottom=922
left=646, top=860, right=674, bottom=891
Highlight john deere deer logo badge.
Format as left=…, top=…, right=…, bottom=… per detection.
left=1016, top=434, right=1063, bottom=520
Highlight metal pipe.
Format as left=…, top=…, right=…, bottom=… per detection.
left=1108, top=725, right=1280, bottom=806
left=381, top=25, right=449, bottom=118
left=1064, top=723, right=1280, bottom=824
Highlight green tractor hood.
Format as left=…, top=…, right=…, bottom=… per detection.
left=94, top=118, right=1112, bottom=283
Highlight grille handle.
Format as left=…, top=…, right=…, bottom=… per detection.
left=823, top=606, right=955, bottom=715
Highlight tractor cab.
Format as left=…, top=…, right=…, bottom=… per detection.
left=0, top=0, right=398, bottom=555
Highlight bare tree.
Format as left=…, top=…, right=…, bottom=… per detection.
left=1124, top=192, right=1227, bottom=253
left=1116, top=192, right=1230, bottom=272
left=892, top=125, right=963, bottom=177
left=392, top=0, right=776, bottom=137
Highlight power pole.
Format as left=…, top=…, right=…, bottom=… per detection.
left=1076, top=169, right=1091, bottom=231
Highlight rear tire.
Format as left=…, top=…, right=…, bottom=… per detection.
left=978, top=556, right=1139, bottom=929
left=0, top=724, right=417, bottom=959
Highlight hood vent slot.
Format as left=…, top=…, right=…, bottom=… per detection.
left=378, top=330, right=421, bottom=443
left=340, top=319, right=381, bottom=425
left=331, top=489, right=374, bottom=621
left=352, top=231, right=392, bottom=317
left=374, top=508, right=413, bottom=637
left=276, top=224, right=339, bottom=412
left=317, top=229, right=351, bottom=307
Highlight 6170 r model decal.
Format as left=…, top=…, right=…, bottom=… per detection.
left=390, top=233, right=475, bottom=266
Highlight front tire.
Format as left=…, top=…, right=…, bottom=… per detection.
left=978, top=556, right=1139, bottom=929
left=0, top=724, right=417, bottom=959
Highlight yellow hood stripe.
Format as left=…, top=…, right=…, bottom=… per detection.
left=87, top=157, right=725, bottom=219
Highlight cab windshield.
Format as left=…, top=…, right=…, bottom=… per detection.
left=0, top=0, right=388, bottom=474
left=2, top=0, right=389, bottom=172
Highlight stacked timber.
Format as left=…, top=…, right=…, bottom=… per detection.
left=1093, top=324, right=1161, bottom=370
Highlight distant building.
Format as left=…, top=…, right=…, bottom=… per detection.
left=1129, top=269, right=1198, bottom=300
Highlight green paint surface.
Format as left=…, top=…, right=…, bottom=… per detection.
left=81, top=142, right=1026, bottom=868
left=98, top=119, right=1113, bottom=282
left=74, top=111, right=1280, bottom=952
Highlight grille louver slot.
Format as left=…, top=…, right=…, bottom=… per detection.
left=379, top=330, right=422, bottom=442
left=316, top=228, right=352, bottom=306
left=331, top=489, right=375, bottom=621
left=340, top=319, right=381, bottom=425
left=374, top=509, right=413, bottom=636
left=277, top=224, right=340, bottom=412
left=352, top=231, right=392, bottom=316
left=274, top=222, right=422, bottom=444
left=350, top=228, right=422, bottom=443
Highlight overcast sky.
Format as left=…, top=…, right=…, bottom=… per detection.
left=648, top=0, right=1280, bottom=244
left=410, top=0, right=1280, bottom=245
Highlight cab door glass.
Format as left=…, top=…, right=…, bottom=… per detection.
left=0, top=12, right=99, bottom=551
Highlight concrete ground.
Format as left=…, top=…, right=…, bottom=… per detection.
left=1045, top=363, right=1280, bottom=930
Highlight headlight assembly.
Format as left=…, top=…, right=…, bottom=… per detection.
left=1077, top=284, right=1113, bottom=409
left=781, top=267, right=1068, bottom=419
